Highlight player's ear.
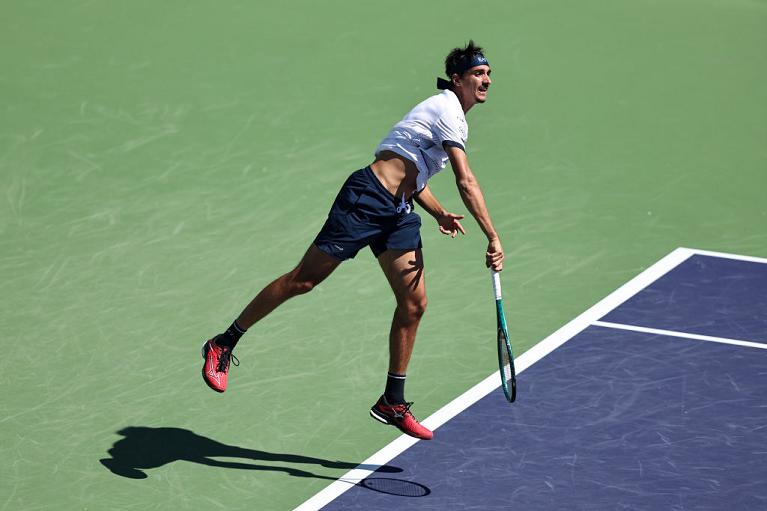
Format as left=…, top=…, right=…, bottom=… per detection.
left=451, top=73, right=461, bottom=88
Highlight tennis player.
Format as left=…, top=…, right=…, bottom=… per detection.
left=201, top=41, right=503, bottom=441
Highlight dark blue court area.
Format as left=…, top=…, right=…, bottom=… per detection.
left=321, top=253, right=767, bottom=510
left=602, top=254, right=767, bottom=343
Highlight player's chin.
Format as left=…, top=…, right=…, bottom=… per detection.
left=476, top=93, right=488, bottom=103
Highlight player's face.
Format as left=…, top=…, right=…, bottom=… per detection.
left=454, top=65, right=492, bottom=110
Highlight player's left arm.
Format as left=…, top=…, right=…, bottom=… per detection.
left=413, top=184, right=466, bottom=238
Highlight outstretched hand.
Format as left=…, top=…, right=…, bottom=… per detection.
left=437, top=213, right=466, bottom=238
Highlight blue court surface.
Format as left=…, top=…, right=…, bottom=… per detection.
left=296, top=248, right=767, bottom=511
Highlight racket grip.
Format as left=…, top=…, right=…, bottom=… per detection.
left=490, top=269, right=502, bottom=300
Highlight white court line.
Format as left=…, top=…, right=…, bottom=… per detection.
left=685, top=247, right=767, bottom=265
left=592, top=320, right=767, bottom=350
left=293, top=246, right=738, bottom=511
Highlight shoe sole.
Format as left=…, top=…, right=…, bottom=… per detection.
left=201, top=341, right=225, bottom=393
left=369, top=407, right=392, bottom=425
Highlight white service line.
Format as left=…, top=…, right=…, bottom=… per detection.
left=592, top=320, right=767, bottom=350
left=685, top=247, right=767, bottom=265
left=293, top=247, right=698, bottom=511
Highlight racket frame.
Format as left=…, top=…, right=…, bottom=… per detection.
left=491, top=270, right=517, bottom=403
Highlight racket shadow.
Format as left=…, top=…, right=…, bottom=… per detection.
left=349, top=477, right=431, bottom=497
left=99, top=426, right=402, bottom=480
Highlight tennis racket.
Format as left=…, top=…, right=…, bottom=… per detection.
left=491, top=269, right=517, bottom=403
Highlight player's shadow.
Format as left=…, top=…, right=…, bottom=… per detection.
left=100, top=426, right=402, bottom=481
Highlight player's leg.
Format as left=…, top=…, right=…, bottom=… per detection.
left=202, top=244, right=341, bottom=393
left=235, top=244, right=341, bottom=330
left=369, top=248, right=433, bottom=440
left=378, top=248, right=427, bottom=378
left=200, top=167, right=381, bottom=393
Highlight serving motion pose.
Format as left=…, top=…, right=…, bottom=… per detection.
left=201, top=41, right=504, bottom=440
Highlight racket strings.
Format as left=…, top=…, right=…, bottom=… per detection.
left=501, top=350, right=512, bottom=380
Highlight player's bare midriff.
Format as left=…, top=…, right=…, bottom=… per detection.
left=370, top=150, right=420, bottom=199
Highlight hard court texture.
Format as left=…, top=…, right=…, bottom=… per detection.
left=321, top=254, right=767, bottom=510
left=1, top=1, right=765, bottom=510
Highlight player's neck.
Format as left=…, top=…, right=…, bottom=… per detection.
left=451, top=88, right=476, bottom=113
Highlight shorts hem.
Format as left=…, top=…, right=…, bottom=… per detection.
left=313, top=241, right=355, bottom=261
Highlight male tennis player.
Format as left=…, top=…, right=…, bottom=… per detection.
left=201, top=41, right=503, bottom=441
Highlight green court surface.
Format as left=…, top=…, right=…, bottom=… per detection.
left=2, top=1, right=765, bottom=509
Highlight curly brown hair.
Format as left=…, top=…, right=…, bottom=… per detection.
left=444, top=40, right=486, bottom=78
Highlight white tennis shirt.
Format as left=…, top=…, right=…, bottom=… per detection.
left=375, top=89, right=468, bottom=192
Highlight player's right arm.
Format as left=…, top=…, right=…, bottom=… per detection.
left=445, top=145, right=504, bottom=271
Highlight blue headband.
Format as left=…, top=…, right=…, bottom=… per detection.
left=437, top=52, right=490, bottom=89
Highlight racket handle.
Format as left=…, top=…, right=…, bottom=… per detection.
left=490, top=269, right=502, bottom=300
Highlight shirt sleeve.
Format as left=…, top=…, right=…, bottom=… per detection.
left=434, top=113, right=466, bottom=151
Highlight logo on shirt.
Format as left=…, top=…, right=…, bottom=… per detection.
left=458, top=117, right=468, bottom=139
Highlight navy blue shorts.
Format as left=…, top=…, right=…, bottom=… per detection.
left=314, top=166, right=422, bottom=260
